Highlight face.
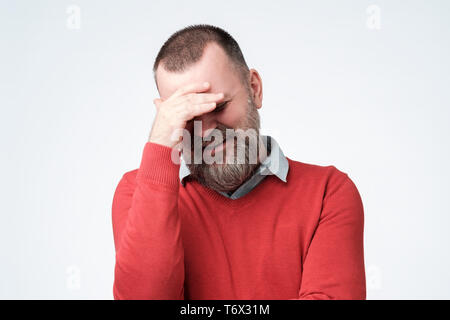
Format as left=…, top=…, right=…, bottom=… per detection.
left=155, top=42, right=264, bottom=193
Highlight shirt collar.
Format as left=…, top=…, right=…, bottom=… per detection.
left=179, top=135, right=289, bottom=186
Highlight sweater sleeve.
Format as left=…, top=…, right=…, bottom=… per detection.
left=112, top=142, right=185, bottom=300
left=295, top=169, right=366, bottom=300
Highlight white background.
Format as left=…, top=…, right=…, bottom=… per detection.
left=1, top=0, right=449, bottom=299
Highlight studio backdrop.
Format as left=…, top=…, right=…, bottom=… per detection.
left=1, top=0, right=449, bottom=299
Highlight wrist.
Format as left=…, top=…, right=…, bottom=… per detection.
left=148, top=136, right=174, bottom=148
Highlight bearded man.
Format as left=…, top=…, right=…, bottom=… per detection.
left=112, top=24, right=366, bottom=300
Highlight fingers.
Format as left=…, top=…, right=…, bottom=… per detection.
left=171, top=81, right=211, bottom=99
left=154, top=81, right=224, bottom=121
left=161, top=81, right=224, bottom=106
left=183, top=92, right=224, bottom=105
left=186, top=102, right=217, bottom=119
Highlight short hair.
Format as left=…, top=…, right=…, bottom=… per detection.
left=153, top=24, right=250, bottom=89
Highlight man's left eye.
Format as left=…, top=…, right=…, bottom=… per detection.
left=213, top=101, right=228, bottom=113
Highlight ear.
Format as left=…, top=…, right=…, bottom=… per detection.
left=248, top=68, right=263, bottom=109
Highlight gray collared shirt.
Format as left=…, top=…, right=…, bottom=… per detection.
left=179, top=135, right=289, bottom=199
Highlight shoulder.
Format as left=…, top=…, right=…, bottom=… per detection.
left=117, top=169, right=138, bottom=188
left=287, top=157, right=350, bottom=185
left=121, top=169, right=139, bottom=186
left=286, top=158, right=363, bottom=209
left=112, top=169, right=139, bottom=205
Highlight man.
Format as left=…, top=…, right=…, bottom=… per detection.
left=112, top=24, right=366, bottom=300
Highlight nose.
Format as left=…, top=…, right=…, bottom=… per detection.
left=193, top=113, right=218, bottom=138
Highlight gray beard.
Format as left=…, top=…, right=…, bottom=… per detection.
left=185, top=97, right=262, bottom=193
left=188, top=136, right=261, bottom=193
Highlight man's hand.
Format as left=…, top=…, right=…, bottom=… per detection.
left=148, top=82, right=224, bottom=148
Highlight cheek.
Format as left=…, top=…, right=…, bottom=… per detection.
left=217, top=104, right=247, bottom=128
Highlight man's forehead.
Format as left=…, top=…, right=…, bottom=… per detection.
left=155, top=43, right=240, bottom=99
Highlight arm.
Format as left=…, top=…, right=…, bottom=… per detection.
left=296, top=171, right=366, bottom=300
left=112, top=81, right=224, bottom=299
left=112, top=142, right=184, bottom=299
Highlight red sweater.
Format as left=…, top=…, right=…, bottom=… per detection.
left=112, top=142, right=366, bottom=300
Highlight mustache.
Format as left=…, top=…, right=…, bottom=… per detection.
left=189, top=125, right=230, bottom=149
